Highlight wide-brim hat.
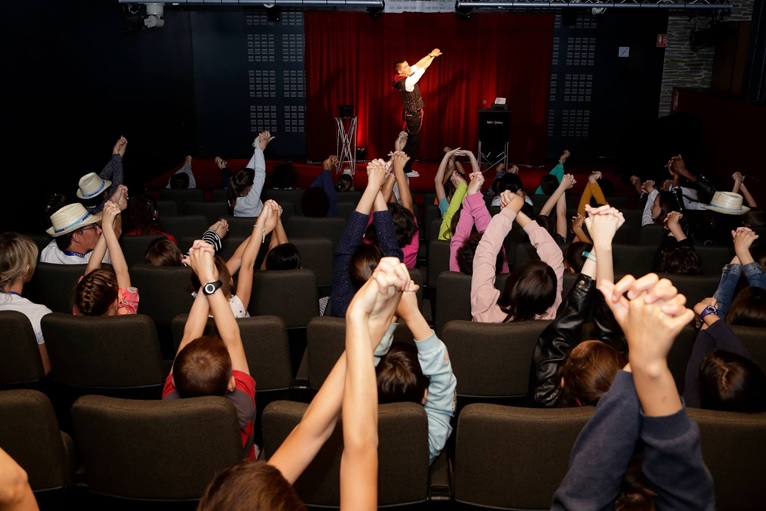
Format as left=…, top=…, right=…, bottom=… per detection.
left=702, top=191, right=750, bottom=215
left=46, top=203, right=102, bottom=237
left=76, top=172, right=111, bottom=199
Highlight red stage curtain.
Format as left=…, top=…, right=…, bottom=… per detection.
left=304, top=12, right=554, bottom=166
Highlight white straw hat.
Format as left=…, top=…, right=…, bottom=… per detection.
left=702, top=191, right=750, bottom=216
left=76, top=172, right=111, bottom=199
left=46, top=203, right=102, bottom=237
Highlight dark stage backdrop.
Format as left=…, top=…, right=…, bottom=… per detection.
left=304, top=12, right=554, bottom=166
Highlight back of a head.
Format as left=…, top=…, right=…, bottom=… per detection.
left=198, top=459, right=306, bottom=511
left=389, top=203, right=418, bottom=248
left=499, top=260, right=557, bottom=321
left=559, top=340, right=626, bottom=407
left=336, top=174, right=354, bottom=192
left=123, top=195, right=158, bottom=234
left=497, top=173, right=524, bottom=195
left=540, top=174, right=559, bottom=196
left=169, top=173, right=190, bottom=190
left=565, top=241, right=592, bottom=274
left=699, top=349, right=766, bottom=413
left=658, top=246, right=703, bottom=275
left=144, top=237, right=183, bottom=267
left=725, top=286, right=766, bottom=327
left=654, top=191, right=682, bottom=226
left=302, top=187, right=330, bottom=218
left=0, top=232, right=39, bottom=288
left=535, top=214, right=558, bottom=240
left=456, top=230, right=505, bottom=276
left=376, top=341, right=429, bottom=404
left=173, top=336, right=233, bottom=398
left=270, top=162, right=298, bottom=189
left=349, top=243, right=384, bottom=291
left=75, top=268, right=118, bottom=316
left=228, top=169, right=255, bottom=213
left=265, top=243, right=302, bottom=271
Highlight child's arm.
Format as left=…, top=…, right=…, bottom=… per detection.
left=174, top=280, right=212, bottom=370
left=434, top=148, right=460, bottom=202
left=237, top=201, right=279, bottom=312
left=438, top=173, right=467, bottom=240
left=449, top=172, right=483, bottom=271
left=100, top=202, right=131, bottom=289
left=396, top=291, right=456, bottom=464
left=0, top=446, right=39, bottom=511
left=599, top=273, right=713, bottom=509
left=534, top=149, right=569, bottom=194
left=187, top=241, right=249, bottom=374
left=84, top=230, right=108, bottom=277
left=539, top=173, right=574, bottom=217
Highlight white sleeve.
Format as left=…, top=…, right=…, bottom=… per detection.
left=404, top=65, right=426, bottom=92
left=642, top=189, right=659, bottom=227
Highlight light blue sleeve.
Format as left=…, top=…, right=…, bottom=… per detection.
left=416, top=331, right=457, bottom=465
left=438, top=197, right=449, bottom=218
left=235, top=148, right=265, bottom=216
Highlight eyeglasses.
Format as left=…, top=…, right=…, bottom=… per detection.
left=79, top=225, right=100, bottom=233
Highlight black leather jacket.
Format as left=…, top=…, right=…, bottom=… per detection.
left=529, top=273, right=626, bottom=407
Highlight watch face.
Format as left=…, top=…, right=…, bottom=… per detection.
left=203, top=281, right=221, bottom=295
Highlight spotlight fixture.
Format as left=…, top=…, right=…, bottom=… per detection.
left=455, top=2, right=472, bottom=21
left=367, top=4, right=384, bottom=20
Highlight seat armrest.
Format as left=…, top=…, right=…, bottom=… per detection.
left=428, top=449, right=451, bottom=501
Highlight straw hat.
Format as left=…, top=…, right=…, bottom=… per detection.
left=702, top=191, right=750, bottom=215
left=76, top=172, right=111, bottom=199
left=46, top=203, right=102, bottom=237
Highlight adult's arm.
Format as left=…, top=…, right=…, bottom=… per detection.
left=374, top=209, right=404, bottom=261
left=641, top=189, right=660, bottom=227
left=99, top=135, right=127, bottom=194
left=311, top=169, right=339, bottom=217
left=330, top=212, right=370, bottom=317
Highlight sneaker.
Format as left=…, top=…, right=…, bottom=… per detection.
left=406, top=170, right=420, bottom=178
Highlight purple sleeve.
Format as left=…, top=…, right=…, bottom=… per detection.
left=374, top=209, right=404, bottom=261
left=311, top=170, right=338, bottom=217
left=330, top=211, right=369, bottom=317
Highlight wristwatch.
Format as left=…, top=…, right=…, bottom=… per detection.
left=699, top=305, right=718, bottom=320
left=202, top=280, right=223, bottom=296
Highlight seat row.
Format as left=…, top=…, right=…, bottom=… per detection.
left=2, top=312, right=764, bottom=510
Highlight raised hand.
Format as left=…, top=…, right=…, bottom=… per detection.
left=184, top=240, right=218, bottom=283
left=508, top=165, right=519, bottom=174
left=255, top=131, right=276, bottom=150
left=559, top=149, right=571, bottom=163
left=113, top=135, right=128, bottom=156
left=588, top=171, right=602, bottom=184
left=733, top=227, right=758, bottom=264
left=450, top=171, right=467, bottom=188
left=110, top=184, right=129, bottom=211
left=643, top=180, right=656, bottom=194
left=215, top=156, right=228, bottom=170
left=559, top=173, right=576, bottom=190
left=347, top=257, right=412, bottom=321
left=366, top=158, right=388, bottom=191
left=467, top=171, right=484, bottom=195
left=501, top=190, right=525, bottom=212
left=599, top=273, right=694, bottom=368
left=392, top=151, right=410, bottom=175
left=323, top=155, right=339, bottom=171
left=210, top=218, right=230, bottom=239
left=430, top=48, right=442, bottom=57
left=584, top=204, right=625, bottom=247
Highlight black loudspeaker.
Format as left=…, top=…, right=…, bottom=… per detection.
left=478, top=109, right=511, bottom=149
left=339, top=105, right=355, bottom=118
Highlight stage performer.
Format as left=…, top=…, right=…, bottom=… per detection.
left=392, top=48, right=442, bottom=174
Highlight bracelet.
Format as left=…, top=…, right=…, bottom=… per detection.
left=428, top=53, right=434, bottom=58
left=582, top=250, right=597, bottom=263
left=253, top=224, right=266, bottom=244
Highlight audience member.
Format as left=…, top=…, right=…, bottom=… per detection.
left=563, top=240, right=592, bottom=273
left=40, top=203, right=112, bottom=265
left=73, top=202, right=138, bottom=316
left=451, top=170, right=509, bottom=275
left=302, top=155, right=341, bottom=217
left=374, top=280, right=456, bottom=464
left=196, top=200, right=280, bottom=318
left=166, top=155, right=197, bottom=189
left=471, top=190, right=564, bottom=323
left=143, top=219, right=229, bottom=266
left=683, top=296, right=766, bottom=412
left=227, top=131, right=275, bottom=217
left=329, top=159, right=403, bottom=317
left=696, top=190, right=750, bottom=246
left=75, top=135, right=128, bottom=214
left=0, top=232, right=52, bottom=374
left=731, top=171, right=758, bottom=209
left=265, top=243, right=302, bottom=271
left=373, top=151, right=419, bottom=268
left=121, top=193, right=177, bottom=245
left=197, top=257, right=412, bottom=510
left=534, top=149, right=569, bottom=195
left=552, top=273, right=714, bottom=510
left=433, top=148, right=465, bottom=219
left=531, top=205, right=626, bottom=408
left=164, top=240, right=258, bottom=459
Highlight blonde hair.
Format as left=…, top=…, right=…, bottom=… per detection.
left=0, top=232, right=39, bottom=289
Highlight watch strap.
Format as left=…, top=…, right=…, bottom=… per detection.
left=699, top=305, right=718, bottom=320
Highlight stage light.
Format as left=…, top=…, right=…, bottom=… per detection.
left=367, top=5, right=384, bottom=20
left=455, top=3, right=472, bottom=21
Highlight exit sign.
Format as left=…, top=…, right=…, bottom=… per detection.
left=657, top=34, right=667, bottom=47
